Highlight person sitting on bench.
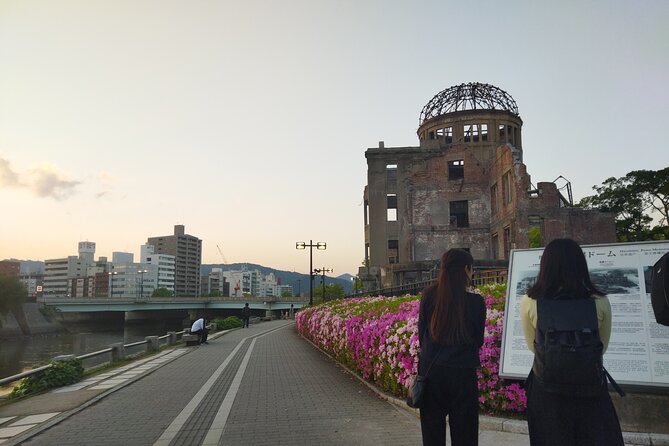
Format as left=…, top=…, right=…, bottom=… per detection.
left=191, top=317, right=209, bottom=344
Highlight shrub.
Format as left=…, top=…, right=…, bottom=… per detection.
left=214, top=316, right=243, bottom=330
left=295, top=282, right=527, bottom=414
left=11, top=358, right=84, bottom=398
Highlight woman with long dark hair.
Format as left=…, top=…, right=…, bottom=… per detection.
left=520, top=238, right=623, bottom=445
left=418, top=249, right=486, bottom=446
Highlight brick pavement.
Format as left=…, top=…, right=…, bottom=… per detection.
left=3, top=319, right=657, bottom=445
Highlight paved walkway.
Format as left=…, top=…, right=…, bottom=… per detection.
left=0, top=320, right=656, bottom=445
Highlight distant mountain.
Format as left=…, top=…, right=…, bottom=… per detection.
left=200, top=263, right=353, bottom=295
left=337, top=273, right=355, bottom=282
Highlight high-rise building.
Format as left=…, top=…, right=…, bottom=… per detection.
left=141, top=244, right=176, bottom=295
left=147, top=225, right=202, bottom=296
left=43, top=242, right=110, bottom=297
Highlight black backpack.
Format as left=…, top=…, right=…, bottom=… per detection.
left=651, top=252, right=669, bottom=326
left=532, top=297, right=605, bottom=398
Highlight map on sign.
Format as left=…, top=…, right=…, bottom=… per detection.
left=499, top=240, right=669, bottom=389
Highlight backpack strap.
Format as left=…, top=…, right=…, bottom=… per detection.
left=604, top=367, right=626, bottom=397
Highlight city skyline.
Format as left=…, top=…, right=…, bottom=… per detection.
left=1, top=1, right=668, bottom=275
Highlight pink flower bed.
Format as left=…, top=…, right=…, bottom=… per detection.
left=295, top=283, right=527, bottom=414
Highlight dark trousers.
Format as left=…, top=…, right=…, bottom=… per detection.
left=243, top=316, right=250, bottom=327
left=191, top=328, right=208, bottom=344
left=419, top=365, right=479, bottom=446
left=526, top=372, right=623, bottom=446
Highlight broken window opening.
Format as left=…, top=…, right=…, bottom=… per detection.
left=448, top=160, right=464, bottom=180
left=449, top=200, right=469, bottom=228
left=491, top=233, right=499, bottom=260
left=386, top=164, right=397, bottom=182
left=502, top=171, right=512, bottom=205
left=481, top=124, right=488, bottom=142
left=437, top=127, right=453, bottom=143
left=503, top=226, right=512, bottom=260
left=387, top=194, right=397, bottom=221
left=364, top=200, right=369, bottom=226
left=429, top=131, right=435, bottom=140
left=387, top=240, right=399, bottom=264
left=528, top=216, right=543, bottom=248
left=490, top=183, right=498, bottom=215
left=463, top=125, right=473, bottom=142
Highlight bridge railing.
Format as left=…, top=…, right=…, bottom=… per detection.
left=0, top=329, right=190, bottom=390
left=38, top=295, right=310, bottom=304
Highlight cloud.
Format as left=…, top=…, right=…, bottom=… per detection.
left=0, top=158, right=20, bottom=187
left=0, top=157, right=79, bottom=200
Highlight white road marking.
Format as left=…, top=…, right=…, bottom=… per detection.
left=153, top=322, right=292, bottom=446
left=202, top=322, right=293, bottom=446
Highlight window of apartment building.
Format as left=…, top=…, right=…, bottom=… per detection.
left=528, top=216, right=543, bottom=248
left=490, top=183, right=498, bottom=215
left=388, top=239, right=399, bottom=264
left=449, top=200, right=469, bottom=228
left=386, top=164, right=397, bottom=182
left=436, top=127, right=453, bottom=143
left=491, top=233, right=499, bottom=259
left=503, top=226, right=512, bottom=260
left=502, top=171, right=512, bottom=205
left=448, top=160, right=464, bottom=180
left=387, top=194, right=397, bottom=221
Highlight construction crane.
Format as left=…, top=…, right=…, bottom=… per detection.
left=216, top=245, right=228, bottom=265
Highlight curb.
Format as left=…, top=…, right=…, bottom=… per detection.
left=297, top=330, right=668, bottom=446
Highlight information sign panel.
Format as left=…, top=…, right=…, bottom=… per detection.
left=499, top=240, right=669, bottom=388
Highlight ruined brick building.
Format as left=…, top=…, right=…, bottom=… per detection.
left=361, top=82, right=616, bottom=290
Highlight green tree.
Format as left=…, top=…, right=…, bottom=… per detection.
left=281, top=289, right=293, bottom=297
left=151, top=287, right=173, bottom=298
left=311, top=283, right=345, bottom=302
left=0, top=275, right=28, bottom=327
left=578, top=172, right=664, bottom=241
left=206, top=290, right=222, bottom=297
left=627, top=168, right=669, bottom=226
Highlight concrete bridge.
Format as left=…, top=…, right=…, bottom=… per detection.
left=37, top=296, right=309, bottom=322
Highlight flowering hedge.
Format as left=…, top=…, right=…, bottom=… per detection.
left=295, top=282, right=527, bottom=414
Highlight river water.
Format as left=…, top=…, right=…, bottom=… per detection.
left=0, top=319, right=186, bottom=379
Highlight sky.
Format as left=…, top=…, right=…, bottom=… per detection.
left=1, top=0, right=668, bottom=276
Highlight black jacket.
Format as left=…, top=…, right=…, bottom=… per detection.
left=418, top=287, right=486, bottom=369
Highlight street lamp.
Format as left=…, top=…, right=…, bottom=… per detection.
left=138, top=269, right=148, bottom=299
left=313, top=267, right=333, bottom=302
left=108, top=271, right=118, bottom=297
left=296, top=240, right=326, bottom=306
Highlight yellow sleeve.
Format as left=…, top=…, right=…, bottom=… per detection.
left=595, top=296, right=612, bottom=353
left=519, top=295, right=537, bottom=353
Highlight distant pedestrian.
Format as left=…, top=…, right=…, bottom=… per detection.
left=190, top=316, right=208, bottom=344
left=418, top=249, right=485, bottom=446
left=242, top=303, right=251, bottom=328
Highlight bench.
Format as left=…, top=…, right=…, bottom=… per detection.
left=183, top=324, right=216, bottom=346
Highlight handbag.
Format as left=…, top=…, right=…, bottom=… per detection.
left=406, top=328, right=442, bottom=409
